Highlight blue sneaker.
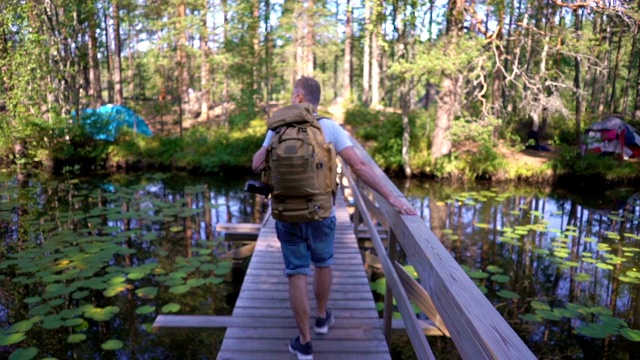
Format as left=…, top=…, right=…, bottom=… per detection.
left=313, top=309, right=335, bottom=334
left=289, top=336, right=313, bottom=360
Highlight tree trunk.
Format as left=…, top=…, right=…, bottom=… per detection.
left=222, top=0, right=229, bottom=125
left=128, top=35, right=135, bottom=99
left=264, top=0, right=271, bottom=104
left=432, top=75, right=460, bottom=160
left=574, top=9, right=583, bottom=142
left=252, top=0, right=260, bottom=99
left=431, top=0, right=465, bottom=162
left=343, top=0, right=352, bottom=99
left=88, top=5, right=103, bottom=108
left=200, top=0, right=210, bottom=121
left=177, top=0, right=188, bottom=136
left=491, top=2, right=505, bottom=116
left=622, top=22, right=638, bottom=114
left=112, top=0, right=123, bottom=105
left=609, top=27, right=623, bottom=114
left=370, top=0, right=381, bottom=107
left=362, top=0, right=371, bottom=105
left=295, top=5, right=304, bottom=79
left=305, top=0, right=314, bottom=76
left=103, top=5, right=113, bottom=103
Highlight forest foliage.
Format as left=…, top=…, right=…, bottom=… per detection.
left=1, top=0, right=639, bottom=180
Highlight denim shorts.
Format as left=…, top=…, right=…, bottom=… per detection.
left=275, top=216, right=336, bottom=277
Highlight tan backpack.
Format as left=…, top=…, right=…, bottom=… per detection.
left=263, top=103, right=337, bottom=222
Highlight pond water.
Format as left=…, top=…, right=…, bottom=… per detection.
left=2, top=172, right=640, bottom=359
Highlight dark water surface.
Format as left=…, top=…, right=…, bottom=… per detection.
left=2, top=173, right=640, bottom=359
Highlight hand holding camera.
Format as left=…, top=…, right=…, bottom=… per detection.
left=244, top=179, right=272, bottom=197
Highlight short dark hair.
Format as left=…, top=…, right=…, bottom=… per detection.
left=294, top=76, right=321, bottom=107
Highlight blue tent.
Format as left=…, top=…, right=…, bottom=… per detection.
left=80, top=104, right=153, bottom=141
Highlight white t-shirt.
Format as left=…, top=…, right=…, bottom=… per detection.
left=261, top=117, right=353, bottom=152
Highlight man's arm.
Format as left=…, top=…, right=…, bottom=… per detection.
left=252, top=146, right=267, bottom=173
left=338, top=146, right=417, bottom=215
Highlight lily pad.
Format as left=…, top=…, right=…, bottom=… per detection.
left=8, top=320, right=34, bottom=334
left=101, top=339, right=124, bottom=350
left=67, top=333, right=87, bottom=343
left=620, top=327, right=640, bottom=341
left=135, top=305, right=156, bottom=315
left=136, top=287, right=159, bottom=299
left=0, top=333, right=27, bottom=346
left=161, top=303, right=181, bottom=313
left=496, top=290, right=520, bottom=300
left=8, top=347, right=38, bottom=360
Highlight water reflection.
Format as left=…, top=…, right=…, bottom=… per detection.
left=399, top=180, right=640, bottom=359
left=0, top=173, right=262, bottom=360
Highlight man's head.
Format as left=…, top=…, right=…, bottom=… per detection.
left=292, top=76, right=321, bottom=108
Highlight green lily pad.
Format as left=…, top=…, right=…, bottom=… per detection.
left=23, top=297, right=41, bottom=305
left=530, top=301, right=551, bottom=310
left=135, top=305, right=156, bottom=315
left=161, top=303, right=181, bottom=313
left=536, top=309, right=562, bottom=321
left=67, top=333, right=87, bottom=343
left=205, top=277, right=224, bottom=285
left=575, top=323, right=609, bottom=338
left=468, top=271, right=489, bottom=279
left=101, top=339, right=124, bottom=350
left=72, top=291, right=90, bottom=300
left=0, top=332, right=27, bottom=346
left=496, top=290, right=520, bottom=300
left=620, top=327, right=640, bottom=341
left=136, top=287, right=159, bottom=299
left=486, top=265, right=504, bottom=273
left=490, top=274, right=510, bottom=283
left=63, top=318, right=84, bottom=327
left=186, top=278, right=205, bottom=287
left=8, top=347, right=38, bottom=360
left=8, top=320, right=34, bottom=333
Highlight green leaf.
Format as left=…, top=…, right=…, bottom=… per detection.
left=161, top=303, right=181, bottom=313
left=168, top=285, right=190, bottom=295
left=8, top=320, right=34, bottom=334
left=101, top=339, right=124, bottom=350
left=9, top=347, right=38, bottom=360
left=136, top=287, right=158, bottom=299
left=530, top=301, right=551, bottom=310
left=496, top=290, right=520, bottom=300
left=67, top=334, right=87, bottom=343
left=0, top=333, right=27, bottom=346
left=620, top=328, right=640, bottom=342
left=468, top=271, right=489, bottom=279
left=135, top=305, right=156, bottom=315
left=490, top=274, right=510, bottom=283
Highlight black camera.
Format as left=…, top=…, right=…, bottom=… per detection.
left=244, top=179, right=272, bottom=197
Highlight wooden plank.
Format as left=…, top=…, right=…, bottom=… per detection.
left=224, top=327, right=386, bottom=340
left=350, top=138, right=536, bottom=359
left=239, top=281, right=373, bottom=293
left=218, top=352, right=391, bottom=360
left=237, top=290, right=373, bottom=301
left=216, top=191, right=390, bottom=360
left=220, top=338, right=389, bottom=353
left=231, top=307, right=379, bottom=319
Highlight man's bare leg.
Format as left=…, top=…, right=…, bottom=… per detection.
left=314, top=266, right=332, bottom=318
left=289, top=274, right=311, bottom=343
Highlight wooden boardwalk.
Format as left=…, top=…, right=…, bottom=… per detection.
left=216, top=194, right=391, bottom=360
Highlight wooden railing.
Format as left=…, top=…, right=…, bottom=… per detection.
left=343, top=137, right=536, bottom=360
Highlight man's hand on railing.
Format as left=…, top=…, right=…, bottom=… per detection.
left=389, top=197, right=418, bottom=216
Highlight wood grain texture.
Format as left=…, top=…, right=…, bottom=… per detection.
left=215, top=191, right=392, bottom=360
left=348, top=138, right=537, bottom=360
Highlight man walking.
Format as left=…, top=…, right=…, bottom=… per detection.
left=252, top=76, right=417, bottom=359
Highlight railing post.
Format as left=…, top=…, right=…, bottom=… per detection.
left=383, top=229, right=397, bottom=343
